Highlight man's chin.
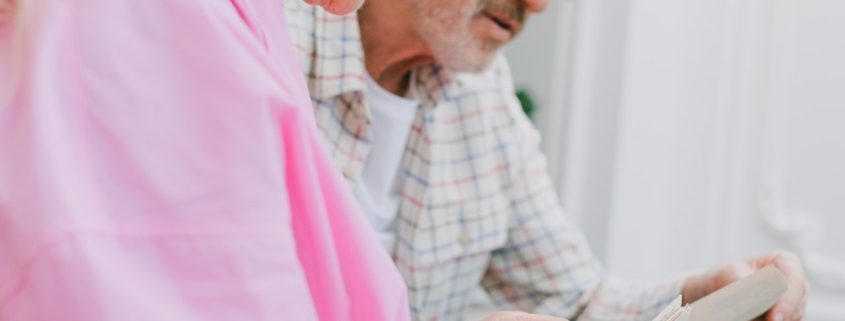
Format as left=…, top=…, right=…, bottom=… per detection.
left=438, top=51, right=498, bottom=74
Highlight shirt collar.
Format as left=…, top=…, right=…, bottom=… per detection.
left=309, top=9, right=367, bottom=100
left=310, top=9, right=456, bottom=106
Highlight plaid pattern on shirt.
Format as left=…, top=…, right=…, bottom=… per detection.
left=284, top=3, right=686, bottom=321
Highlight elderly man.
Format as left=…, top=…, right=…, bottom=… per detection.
left=284, top=0, right=810, bottom=320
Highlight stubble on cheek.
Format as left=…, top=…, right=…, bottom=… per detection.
left=417, top=0, right=502, bottom=72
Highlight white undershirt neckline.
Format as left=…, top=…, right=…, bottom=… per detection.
left=352, top=72, right=420, bottom=252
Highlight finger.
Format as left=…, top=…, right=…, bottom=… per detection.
left=713, top=262, right=755, bottom=292
left=752, top=252, right=807, bottom=321
left=768, top=282, right=803, bottom=321
left=791, top=297, right=807, bottom=321
left=748, top=251, right=805, bottom=279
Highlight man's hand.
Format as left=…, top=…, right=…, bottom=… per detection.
left=480, top=311, right=568, bottom=321
left=682, top=251, right=810, bottom=321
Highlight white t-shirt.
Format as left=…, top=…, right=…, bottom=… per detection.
left=353, top=73, right=420, bottom=252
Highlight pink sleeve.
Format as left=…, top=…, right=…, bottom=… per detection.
left=0, top=0, right=408, bottom=320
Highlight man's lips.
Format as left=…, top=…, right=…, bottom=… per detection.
left=483, top=12, right=521, bottom=35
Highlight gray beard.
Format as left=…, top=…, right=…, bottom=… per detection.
left=412, top=0, right=524, bottom=73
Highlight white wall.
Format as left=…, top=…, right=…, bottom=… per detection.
left=780, top=1, right=845, bottom=316
left=502, top=1, right=562, bottom=112
left=505, top=0, right=845, bottom=320
left=504, top=0, right=629, bottom=260
left=784, top=0, right=845, bottom=271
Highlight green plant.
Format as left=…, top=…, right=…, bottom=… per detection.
left=516, top=89, right=535, bottom=119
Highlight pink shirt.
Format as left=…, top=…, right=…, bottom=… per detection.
left=0, top=1, right=409, bottom=320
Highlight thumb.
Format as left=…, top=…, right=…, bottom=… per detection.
left=710, top=262, right=756, bottom=292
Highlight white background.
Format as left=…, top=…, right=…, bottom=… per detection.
left=504, top=1, right=845, bottom=320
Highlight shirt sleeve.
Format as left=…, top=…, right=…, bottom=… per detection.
left=479, top=56, right=687, bottom=321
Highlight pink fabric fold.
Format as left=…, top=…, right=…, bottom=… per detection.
left=0, top=0, right=409, bottom=320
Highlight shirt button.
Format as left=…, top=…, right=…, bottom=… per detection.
left=342, top=165, right=357, bottom=180
left=458, top=233, right=471, bottom=247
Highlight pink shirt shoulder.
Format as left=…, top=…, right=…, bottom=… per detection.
left=0, top=1, right=408, bottom=320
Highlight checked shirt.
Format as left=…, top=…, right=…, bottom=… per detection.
left=284, top=3, right=685, bottom=321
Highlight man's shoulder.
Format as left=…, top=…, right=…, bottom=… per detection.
left=283, top=3, right=365, bottom=98
left=442, top=54, right=542, bottom=151
left=444, top=55, right=528, bottom=123
left=283, top=1, right=316, bottom=31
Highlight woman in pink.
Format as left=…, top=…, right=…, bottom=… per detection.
left=0, top=0, right=409, bottom=320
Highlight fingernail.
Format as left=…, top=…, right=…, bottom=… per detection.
left=773, top=313, right=784, bottom=321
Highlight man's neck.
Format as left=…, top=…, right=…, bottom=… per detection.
left=357, top=0, right=435, bottom=96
